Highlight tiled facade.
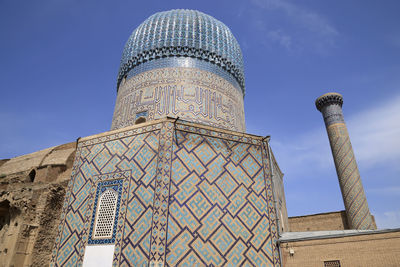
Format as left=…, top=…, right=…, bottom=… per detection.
left=50, top=119, right=280, bottom=266
left=124, top=57, right=241, bottom=92
left=50, top=10, right=282, bottom=266
left=112, top=66, right=245, bottom=132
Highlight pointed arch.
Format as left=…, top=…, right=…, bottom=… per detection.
left=93, top=189, right=118, bottom=239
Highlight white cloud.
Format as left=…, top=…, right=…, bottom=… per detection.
left=267, top=29, right=292, bottom=50
left=270, top=127, right=332, bottom=179
left=347, top=95, right=400, bottom=169
left=270, top=94, right=400, bottom=180
left=249, top=0, right=338, bottom=52
left=252, top=0, right=337, bottom=36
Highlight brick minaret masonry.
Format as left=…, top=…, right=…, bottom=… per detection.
left=316, top=92, right=376, bottom=230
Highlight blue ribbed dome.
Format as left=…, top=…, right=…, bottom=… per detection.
left=117, top=9, right=245, bottom=93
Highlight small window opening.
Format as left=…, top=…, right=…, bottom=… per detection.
left=93, top=189, right=118, bottom=239
left=29, top=169, right=36, bottom=182
left=135, top=117, right=146, bottom=124
left=324, top=260, right=341, bottom=267
left=135, top=111, right=148, bottom=125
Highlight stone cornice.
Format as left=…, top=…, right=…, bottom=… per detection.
left=315, top=92, right=343, bottom=112
left=117, top=47, right=245, bottom=94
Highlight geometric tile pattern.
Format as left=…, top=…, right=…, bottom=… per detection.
left=50, top=119, right=280, bottom=266
left=149, top=122, right=174, bottom=265
left=166, top=128, right=280, bottom=266
left=50, top=124, right=161, bottom=267
left=327, top=123, right=375, bottom=230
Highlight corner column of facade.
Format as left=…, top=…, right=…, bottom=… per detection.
left=315, top=92, right=375, bottom=230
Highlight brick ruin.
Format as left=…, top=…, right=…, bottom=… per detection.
left=0, top=142, right=75, bottom=266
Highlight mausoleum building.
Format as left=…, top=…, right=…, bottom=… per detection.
left=50, top=9, right=285, bottom=266
left=0, top=9, right=399, bottom=267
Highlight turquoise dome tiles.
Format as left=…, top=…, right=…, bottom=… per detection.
left=117, top=9, right=245, bottom=94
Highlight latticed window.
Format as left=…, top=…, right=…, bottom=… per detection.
left=324, top=260, right=341, bottom=267
left=93, top=189, right=118, bottom=239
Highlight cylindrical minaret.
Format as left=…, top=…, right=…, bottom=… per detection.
left=316, top=92, right=376, bottom=230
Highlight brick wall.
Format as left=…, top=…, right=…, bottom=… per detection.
left=289, top=211, right=349, bottom=231
left=280, top=230, right=400, bottom=267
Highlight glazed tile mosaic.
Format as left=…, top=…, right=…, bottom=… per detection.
left=112, top=9, right=247, bottom=133
left=317, top=93, right=375, bottom=230
left=50, top=119, right=280, bottom=266
left=166, top=129, right=279, bottom=266
left=50, top=125, right=161, bottom=266
left=124, top=57, right=241, bottom=94
left=118, top=10, right=245, bottom=92
left=112, top=67, right=245, bottom=132
left=326, top=123, right=375, bottom=230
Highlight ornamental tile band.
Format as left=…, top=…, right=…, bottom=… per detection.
left=111, top=67, right=245, bottom=132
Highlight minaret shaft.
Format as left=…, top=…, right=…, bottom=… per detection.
left=316, top=93, right=376, bottom=230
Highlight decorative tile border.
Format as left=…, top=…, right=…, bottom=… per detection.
left=164, top=130, right=279, bottom=266
left=50, top=126, right=159, bottom=266
left=175, top=121, right=261, bottom=145
left=78, top=123, right=162, bottom=148
left=262, top=140, right=281, bottom=267
left=112, top=67, right=245, bottom=132
left=78, top=171, right=131, bottom=265
left=149, top=122, right=174, bottom=265
left=88, top=179, right=123, bottom=245
left=51, top=120, right=281, bottom=266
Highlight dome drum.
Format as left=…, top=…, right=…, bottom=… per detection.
left=117, top=46, right=245, bottom=93
left=112, top=9, right=246, bottom=132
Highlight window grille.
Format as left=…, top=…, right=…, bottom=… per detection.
left=93, top=189, right=118, bottom=239
left=324, top=260, right=341, bottom=267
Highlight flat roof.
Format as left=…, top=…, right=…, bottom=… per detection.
left=279, top=228, right=400, bottom=243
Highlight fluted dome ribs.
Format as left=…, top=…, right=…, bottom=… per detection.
left=117, top=9, right=245, bottom=94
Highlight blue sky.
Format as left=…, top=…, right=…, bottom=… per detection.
left=1, top=0, right=399, bottom=228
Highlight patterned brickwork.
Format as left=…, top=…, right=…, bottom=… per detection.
left=165, top=128, right=279, bottom=266
left=51, top=119, right=281, bottom=266
left=149, top=122, right=174, bottom=265
left=125, top=57, right=241, bottom=93
left=316, top=93, right=375, bottom=230
left=326, top=123, right=375, bottom=229
left=111, top=67, right=245, bottom=132
left=50, top=125, right=161, bottom=266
